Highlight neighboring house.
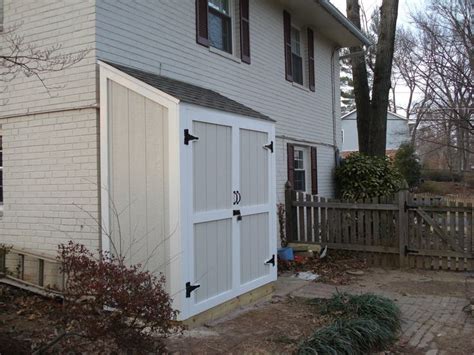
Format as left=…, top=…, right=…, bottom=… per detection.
left=0, top=0, right=369, bottom=320
left=341, top=110, right=410, bottom=157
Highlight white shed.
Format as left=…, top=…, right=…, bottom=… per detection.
left=99, top=61, right=277, bottom=320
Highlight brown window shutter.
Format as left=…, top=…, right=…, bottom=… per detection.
left=240, top=0, right=251, bottom=64
left=196, top=0, right=209, bottom=46
left=287, top=143, right=295, bottom=187
left=283, top=10, right=293, bottom=81
left=311, top=147, right=318, bottom=194
left=307, top=28, right=315, bottom=92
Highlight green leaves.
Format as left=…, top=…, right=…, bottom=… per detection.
left=299, top=293, right=401, bottom=355
left=335, top=153, right=403, bottom=200
left=393, top=143, right=421, bottom=188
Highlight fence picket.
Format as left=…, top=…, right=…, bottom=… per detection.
left=306, top=194, right=313, bottom=243
left=287, top=188, right=473, bottom=271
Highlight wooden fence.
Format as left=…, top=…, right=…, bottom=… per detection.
left=285, top=184, right=474, bottom=271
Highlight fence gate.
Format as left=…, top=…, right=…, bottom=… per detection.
left=286, top=184, right=474, bottom=271
left=404, top=195, right=473, bottom=271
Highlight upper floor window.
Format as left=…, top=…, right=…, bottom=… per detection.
left=208, top=0, right=232, bottom=53
left=283, top=10, right=315, bottom=91
left=291, top=27, right=303, bottom=85
left=196, top=0, right=250, bottom=63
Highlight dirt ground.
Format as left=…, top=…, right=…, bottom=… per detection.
left=167, top=268, right=474, bottom=354
left=1, top=261, right=473, bottom=354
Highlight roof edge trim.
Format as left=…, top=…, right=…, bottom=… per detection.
left=317, top=0, right=372, bottom=47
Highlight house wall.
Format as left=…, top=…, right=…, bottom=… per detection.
left=342, top=114, right=410, bottom=152
left=0, top=0, right=344, bottom=258
left=0, top=0, right=99, bottom=256
left=0, top=109, right=100, bottom=253
left=95, top=0, right=342, bottom=201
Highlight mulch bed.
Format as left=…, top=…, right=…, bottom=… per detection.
left=278, top=250, right=368, bottom=285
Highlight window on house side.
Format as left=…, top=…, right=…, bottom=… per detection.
left=294, top=148, right=306, bottom=192
left=291, top=27, right=303, bottom=85
left=208, top=0, right=232, bottom=54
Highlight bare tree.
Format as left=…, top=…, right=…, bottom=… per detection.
left=0, top=24, right=89, bottom=93
left=346, top=0, right=400, bottom=157
left=397, top=0, right=473, bottom=171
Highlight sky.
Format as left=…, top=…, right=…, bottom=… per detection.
left=330, top=0, right=425, bottom=116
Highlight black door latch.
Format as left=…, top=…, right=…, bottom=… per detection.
left=233, top=209, right=242, bottom=221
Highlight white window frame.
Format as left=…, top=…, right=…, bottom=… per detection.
left=290, top=25, right=304, bottom=86
left=207, top=0, right=236, bottom=57
left=293, top=146, right=310, bottom=193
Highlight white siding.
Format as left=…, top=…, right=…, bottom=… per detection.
left=341, top=112, right=410, bottom=152
left=0, top=0, right=97, bottom=117
left=95, top=0, right=341, bottom=197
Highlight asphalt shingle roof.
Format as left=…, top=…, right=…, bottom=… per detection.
left=104, top=61, right=274, bottom=122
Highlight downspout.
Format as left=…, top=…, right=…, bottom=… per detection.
left=331, top=46, right=341, bottom=154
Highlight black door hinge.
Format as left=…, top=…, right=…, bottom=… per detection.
left=264, top=141, right=274, bottom=153
left=184, top=129, right=199, bottom=145
left=265, top=254, right=276, bottom=267
left=185, top=282, right=200, bottom=298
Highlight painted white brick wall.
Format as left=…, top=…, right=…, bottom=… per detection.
left=0, top=0, right=97, bottom=116
left=0, top=109, right=100, bottom=254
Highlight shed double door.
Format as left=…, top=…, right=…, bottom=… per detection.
left=183, top=113, right=276, bottom=317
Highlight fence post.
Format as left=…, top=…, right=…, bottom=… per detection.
left=398, top=187, right=409, bottom=268
left=285, top=181, right=297, bottom=243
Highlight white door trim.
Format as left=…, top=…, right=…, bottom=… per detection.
left=179, top=103, right=276, bottom=319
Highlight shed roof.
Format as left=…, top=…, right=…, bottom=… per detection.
left=103, top=61, right=274, bottom=122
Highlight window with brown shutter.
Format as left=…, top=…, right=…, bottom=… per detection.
left=311, top=147, right=318, bottom=194
left=283, top=10, right=292, bottom=82
left=287, top=143, right=295, bottom=187
left=196, top=0, right=209, bottom=47
left=240, top=0, right=250, bottom=63
left=307, top=28, right=315, bottom=91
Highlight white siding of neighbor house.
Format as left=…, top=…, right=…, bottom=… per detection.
left=0, top=0, right=99, bottom=256
left=95, top=0, right=342, bottom=201
left=342, top=112, right=410, bottom=152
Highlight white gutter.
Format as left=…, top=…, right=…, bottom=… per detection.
left=317, top=0, right=372, bottom=47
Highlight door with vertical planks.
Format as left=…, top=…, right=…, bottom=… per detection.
left=182, top=108, right=276, bottom=318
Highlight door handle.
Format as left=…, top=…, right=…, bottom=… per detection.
left=233, top=191, right=237, bottom=205
left=236, top=191, right=241, bottom=204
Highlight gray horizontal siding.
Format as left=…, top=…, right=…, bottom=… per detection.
left=95, top=0, right=339, bottom=149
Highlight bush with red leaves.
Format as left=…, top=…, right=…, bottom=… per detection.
left=52, top=241, right=180, bottom=353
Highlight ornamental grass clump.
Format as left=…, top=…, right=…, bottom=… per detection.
left=299, top=293, right=401, bottom=355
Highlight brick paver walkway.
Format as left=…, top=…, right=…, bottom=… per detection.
left=284, top=275, right=474, bottom=354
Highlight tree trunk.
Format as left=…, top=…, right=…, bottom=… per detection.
left=346, top=0, right=399, bottom=157
left=346, top=0, right=371, bottom=154
left=369, top=0, right=399, bottom=156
